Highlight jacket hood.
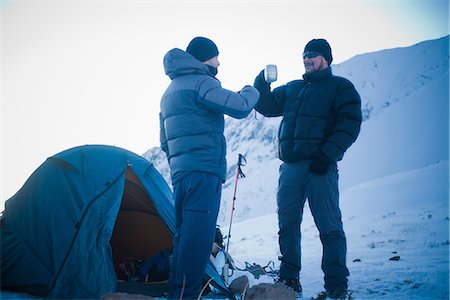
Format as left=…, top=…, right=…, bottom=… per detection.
left=163, top=48, right=214, bottom=80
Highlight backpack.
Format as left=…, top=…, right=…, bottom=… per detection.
left=119, top=249, right=171, bottom=282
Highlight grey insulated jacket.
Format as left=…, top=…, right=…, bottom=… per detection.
left=160, top=48, right=259, bottom=182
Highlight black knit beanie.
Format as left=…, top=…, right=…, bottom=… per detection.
left=304, top=38, right=333, bottom=65
left=186, top=37, right=219, bottom=62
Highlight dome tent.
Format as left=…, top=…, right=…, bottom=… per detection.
left=1, top=145, right=230, bottom=299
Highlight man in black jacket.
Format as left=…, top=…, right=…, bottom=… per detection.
left=254, top=39, right=362, bottom=299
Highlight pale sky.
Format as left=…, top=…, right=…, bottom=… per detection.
left=1, top=0, right=449, bottom=206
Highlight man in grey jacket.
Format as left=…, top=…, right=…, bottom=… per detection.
left=254, top=39, right=362, bottom=299
left=160, top=36, right=259, bottom=299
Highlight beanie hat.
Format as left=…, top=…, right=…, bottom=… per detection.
left=304, top=38, right=333, bottom=65
left=186, top=37, right=219, bottom=62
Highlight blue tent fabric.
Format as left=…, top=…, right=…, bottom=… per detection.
left=1, top=145, right=229, bottom=299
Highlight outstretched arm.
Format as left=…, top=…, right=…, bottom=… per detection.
left=197, top=78, right=260, bottom=119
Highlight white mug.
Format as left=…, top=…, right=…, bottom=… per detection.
left=264, top=64, right=278, bottom=83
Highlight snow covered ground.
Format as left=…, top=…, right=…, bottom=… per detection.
left=225, top=160, right=449, bottom=299
left=2, top=161, right=448, bottom=300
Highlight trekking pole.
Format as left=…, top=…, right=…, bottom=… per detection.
left=225, top=154, right=246, bottom=254
left=223, top=154, right=246, bottom=284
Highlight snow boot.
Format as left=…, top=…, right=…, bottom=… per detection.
left=275, top=277, right=302, bottom=294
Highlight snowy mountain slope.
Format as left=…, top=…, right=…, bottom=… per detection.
left=339, top=67, right=449, bottom=189
left=143, top=35, right=449, bottom=225
left=333, top=35, right=449, bottom=121
left=225, top=160, right=449, bottom=299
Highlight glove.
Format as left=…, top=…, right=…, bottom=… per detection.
left=254, top=70, right=270, bottom=92
left=308, top=153, right=331, bottom=175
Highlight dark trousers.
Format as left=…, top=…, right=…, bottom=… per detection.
left=168, top=172, right=221, bottom=299
left=277, top=161, right=349, bottom=292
